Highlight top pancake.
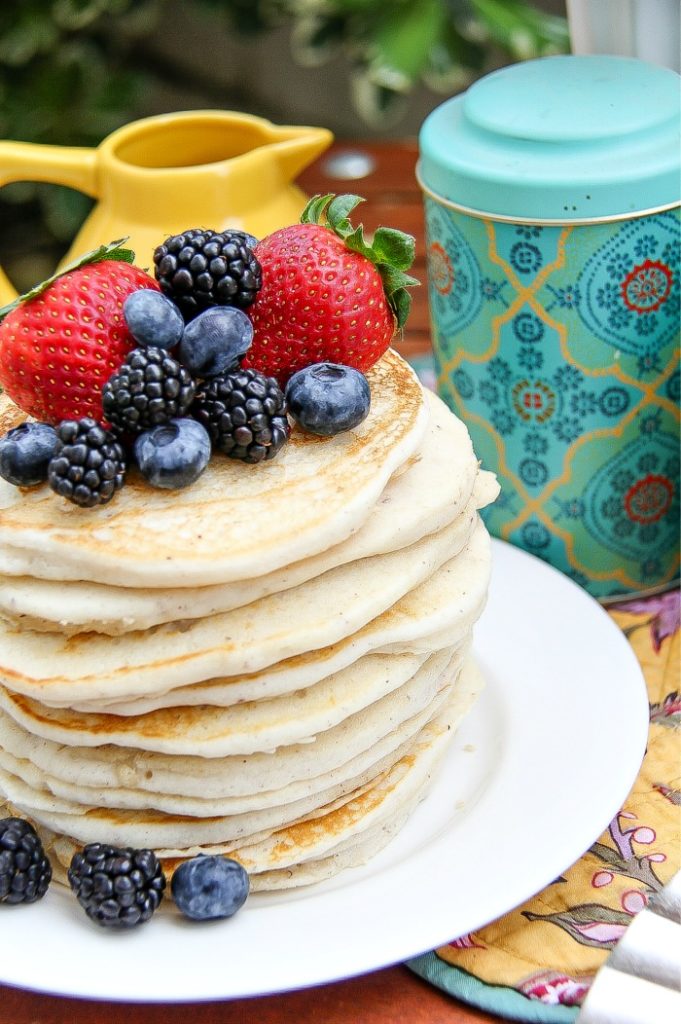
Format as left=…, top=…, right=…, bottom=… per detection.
left=0, top=349, right=427, bottom=588
left=0, top=390, right=491, bottom=635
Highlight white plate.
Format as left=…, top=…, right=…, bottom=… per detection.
left=0, top=540, right=648, bottom=1002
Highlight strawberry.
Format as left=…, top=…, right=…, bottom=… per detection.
left=243, top=194, right=418, bottom=385
left=0, top=242, right=159, bottom=424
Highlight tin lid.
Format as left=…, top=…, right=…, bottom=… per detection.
left=418, top=55, right=681, bottom=222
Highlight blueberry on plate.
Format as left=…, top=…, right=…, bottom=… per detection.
left=179, top=306, right=254, bottom=378
left=171, top=855, right=249, bottom=921
left=0, top=422, right=58, bottom=486
left=285, top=363, right=371, bottom=436
left=123, top=288, right=184, bottom=350
left=134, top=418, right=211, bottom=489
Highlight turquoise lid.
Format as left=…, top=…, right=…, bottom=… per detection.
left=418, top=55, right=681, bottom=222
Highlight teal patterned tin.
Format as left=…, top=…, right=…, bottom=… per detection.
left=418, top=55, right=680, bottom=600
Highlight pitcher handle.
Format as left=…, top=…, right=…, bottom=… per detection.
left=0, top=141, right=98, bottom=304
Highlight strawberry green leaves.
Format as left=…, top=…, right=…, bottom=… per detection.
left=371, top=227, right=417, bottom=270
left=0, top=239, right=135, bottom=322
left=300, top=193, right=419, bottom=329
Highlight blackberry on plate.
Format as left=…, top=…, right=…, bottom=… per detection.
left=102, top=347, right=196, bottom=434
left=154, top=228, right=262, bottom=320
left=0, top=816, right=52, bottom=905
left=193, top=367, right=289, bottom=464
left=68, top=842, right=165, bottom=929
left=47, top=419, right=126, bottom=508
left=0, top=422, right=58, bottom=487
left=171, top=855, right=249, bottom=921
left=286, top=363, right=371, bottom=436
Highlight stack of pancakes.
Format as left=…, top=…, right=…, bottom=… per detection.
left=0, top=351, right=497, bottom=890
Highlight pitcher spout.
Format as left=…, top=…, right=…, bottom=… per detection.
left=271, top=124, right=333, bottom=184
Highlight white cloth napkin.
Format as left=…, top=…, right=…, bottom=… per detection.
left=577, top=870, right=681, bottom=1024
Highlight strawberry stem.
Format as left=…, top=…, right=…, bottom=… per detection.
left=300, top=194, right=419, bottom=330
left=0, top=239, right=136, bottom=322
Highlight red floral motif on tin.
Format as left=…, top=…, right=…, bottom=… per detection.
left=621, top=259, right=672, bottom=314
left=511, top=379, right=556, bottom=423
left=624, top=473, right=674, bottom=524
left=428, top=242, right=454, bottom=295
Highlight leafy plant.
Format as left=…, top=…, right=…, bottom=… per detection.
left=1, top=0, right=569, bottom=145
left=0, top=0, right=156, bottom=284
left=0, top=0, right=568, bottom=285
left=197, top=1, right=568, bottom=125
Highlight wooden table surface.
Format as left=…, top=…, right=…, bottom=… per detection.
left=0, top=141, right=500, bottom=1024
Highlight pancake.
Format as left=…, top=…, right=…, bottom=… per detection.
left=0, top=515, right=490, bottom=704
left=8, top=662, right=481, bottom=887
left=0, top=350, right=429, bottom=588
left=0, top=652, right=464, bottom=844
left=247, top=814, right=412, bottom=891
left=67, top=518, right=489, bottom=717
left=0, top=648, right=453, bottom=756
left=0, top=647, right=467, bottom=810
left=0, top=659, right=464, bottom=819
left=44, top=810, right=412, bottom=893
left=0, top=391, right=494, bottom=636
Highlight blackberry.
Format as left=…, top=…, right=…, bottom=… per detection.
left=68, top=842, right=166, bottom=929
left=0, top=816, right=52, bottom=904
left=193, top=368, right=289, bottom=464
left=47, top=419, right=126, bottom=508
left=102, top=347, right=196, bottom=434
left=153, top=228, right=262, bottom=320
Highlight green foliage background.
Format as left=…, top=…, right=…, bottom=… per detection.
left=0, top=0, right=568, bottom=288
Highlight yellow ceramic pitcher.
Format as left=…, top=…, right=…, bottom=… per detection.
left=0, top=110, right=333, bottom=305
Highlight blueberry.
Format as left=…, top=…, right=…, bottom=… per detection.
left=285, top=363, right=371, bottom=436
left=123, top=289, right=184, bottom=350
left=0, top=422, right=59, bottom=486
left=171, top=855, right=249, bottom=921
left=134, top=418, right=211, bottom=489
left=179, top=307, right=253, bottom=378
